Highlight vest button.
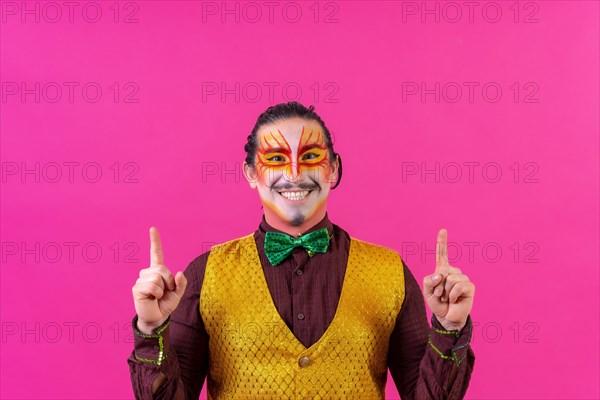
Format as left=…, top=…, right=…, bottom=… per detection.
left=295, top=269, right=303, bottom=276
left=298, top=356, right=310, bottom=368
left=297, top=313, right=305, bottom=320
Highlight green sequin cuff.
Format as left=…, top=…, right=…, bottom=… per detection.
left=433, top=327, right=461, bottom=337
left=131, top=315, right=171, bottom=366
left=428, top=315, right=473, bottom=367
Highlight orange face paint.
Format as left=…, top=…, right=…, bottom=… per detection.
left=247, top=118, right=337, bottom=233
left=256, top=126, right=330, bottom=183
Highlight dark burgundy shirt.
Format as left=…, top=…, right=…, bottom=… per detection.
left=128, top=213, right=475, bottom=399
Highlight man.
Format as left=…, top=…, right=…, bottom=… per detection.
left=128, top=102, right=475, bottom=399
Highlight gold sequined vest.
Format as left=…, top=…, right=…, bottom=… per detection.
left=200, top=233, right=406, bottom=400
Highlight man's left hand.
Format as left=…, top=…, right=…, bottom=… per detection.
left=422, top=228, right=475, bottom=331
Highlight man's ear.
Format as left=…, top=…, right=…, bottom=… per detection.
left=243, top=161, right=258, bottom=189
left=327, top=154, right=340, bottom=187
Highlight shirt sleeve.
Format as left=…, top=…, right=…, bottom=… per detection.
left=387, top=260, right=475, bottom=400
left=127, top=253, right=210, bottom=400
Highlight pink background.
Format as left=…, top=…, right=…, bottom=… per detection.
left=1, top=1, right=599, bottom=399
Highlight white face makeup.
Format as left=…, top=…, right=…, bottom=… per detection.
left=243, top=118, right=338, bottom=232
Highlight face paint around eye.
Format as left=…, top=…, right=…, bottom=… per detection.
left=300, top=149, right=326, bottom=164
left=264, top=154, right=288, bottom=163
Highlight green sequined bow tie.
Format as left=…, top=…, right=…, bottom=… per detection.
left=264, top=227, right=330, bottom=266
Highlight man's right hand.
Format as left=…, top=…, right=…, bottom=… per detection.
left=132, top=227, right=188, bottom=334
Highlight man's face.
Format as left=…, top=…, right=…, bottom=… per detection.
left=244, top=117, right=338, bottom=228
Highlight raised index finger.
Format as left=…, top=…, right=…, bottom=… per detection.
left=149, top=226, right=164, bottom=265
left=436, top=228, right=449, bottom=271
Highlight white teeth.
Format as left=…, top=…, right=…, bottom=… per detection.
left=280, top=191, right=310, bottom=201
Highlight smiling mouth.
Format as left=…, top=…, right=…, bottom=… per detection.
left=277, top=190, right=314, bottom=201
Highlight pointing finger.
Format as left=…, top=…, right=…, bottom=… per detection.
left=436, top=228, right=449, bottom=271
left=149, top=226, right=164, bottom=266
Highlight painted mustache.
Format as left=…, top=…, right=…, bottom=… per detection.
left=272, top=183, right=319, bottom=192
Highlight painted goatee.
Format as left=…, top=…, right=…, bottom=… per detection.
left=290, top=213, right=305, bottom=227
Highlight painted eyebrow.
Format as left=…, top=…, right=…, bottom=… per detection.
left=263, top=144, right=325, bottom=155
left=299, top=143, right=326, bottom=153
left=262, top=147, right=290, bottom=154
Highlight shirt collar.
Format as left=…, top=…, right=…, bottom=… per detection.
left=258, top=212, right=334, bottom=240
